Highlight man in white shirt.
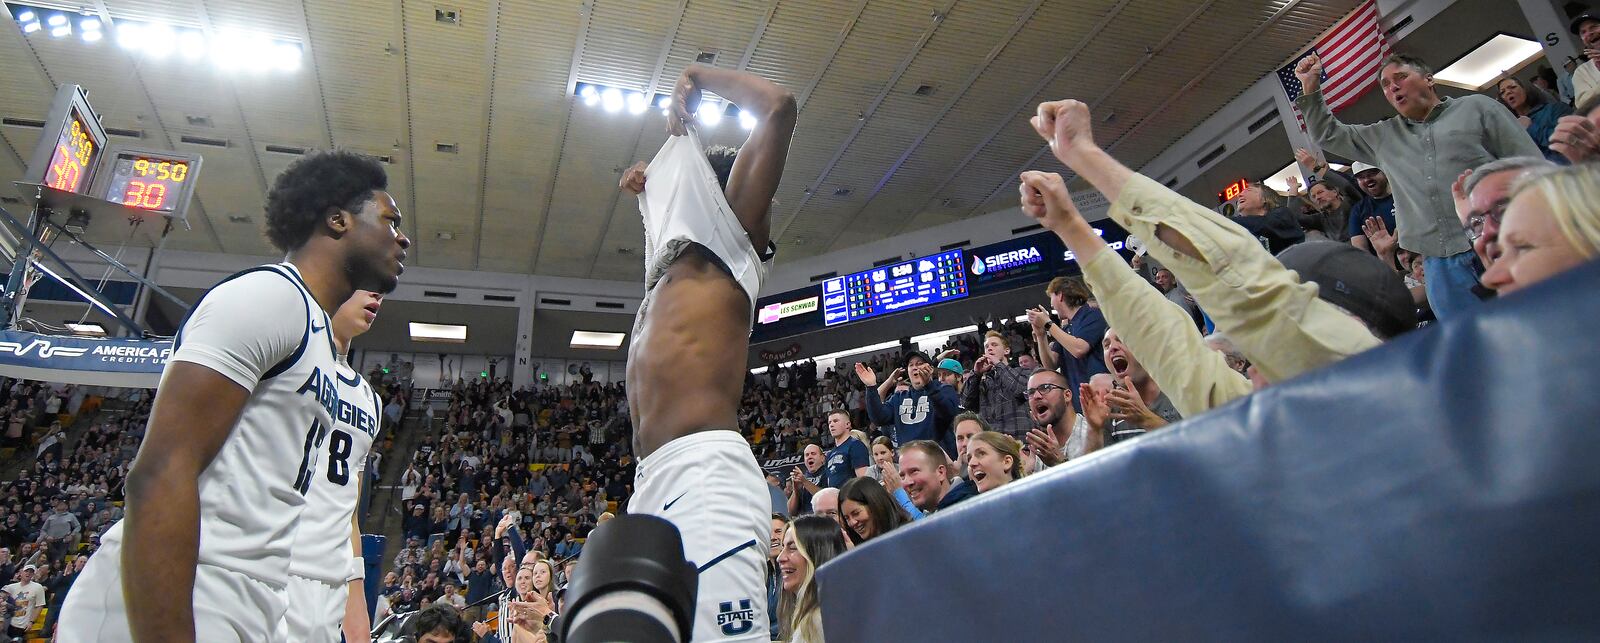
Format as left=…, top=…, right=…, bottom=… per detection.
left=1572, top=11, right=1600, bottom=109
left=3, top=565, right=43, bottom=638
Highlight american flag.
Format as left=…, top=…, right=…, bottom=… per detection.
left=1278, top=0, right=1390, bottom=129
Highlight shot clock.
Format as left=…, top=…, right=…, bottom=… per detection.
left=100, top=150, right=201, bottom=216
left=23, top=85, right=107, bottom=197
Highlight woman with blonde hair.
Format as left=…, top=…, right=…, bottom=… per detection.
left=777, top=515, right=848, bottom=642
left=966, top=431, right=1024, bottom=493
left=1481, top=164, right=1600, bottom=295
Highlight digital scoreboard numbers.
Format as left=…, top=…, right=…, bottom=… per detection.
left=822, top=249, right=968, bottom=326
left=43, top=109, right=99, bottom=194
left=24, top=86, right=107, bottom=196
left=103, top=153, right=193, bottom=212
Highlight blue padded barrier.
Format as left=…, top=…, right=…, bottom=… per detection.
left=818, top=259, right=1600, bottom=642
left=362, top=534, right=386, bottom=622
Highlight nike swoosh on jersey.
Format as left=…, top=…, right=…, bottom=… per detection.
left=311, top=320, right=327, bottom=334
left=663, top=490, right=690, bottom=511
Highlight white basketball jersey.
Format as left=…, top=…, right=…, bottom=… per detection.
left=288, top=356, right=381, bottom=583
left=89, top=263, right=342, bottom=587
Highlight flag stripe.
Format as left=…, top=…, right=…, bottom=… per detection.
left=1277, top=0, right=1388, bottom=115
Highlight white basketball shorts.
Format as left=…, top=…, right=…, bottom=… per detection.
left=57, top=555, right=286, bottom=643
left=278, top=573, right=348, bottom=643
left=631, top=430, right=770, bottom=641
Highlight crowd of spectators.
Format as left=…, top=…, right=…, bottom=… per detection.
left=0, top=378, right=141, bottom=641
left=378, top=375, right=634, bottom=636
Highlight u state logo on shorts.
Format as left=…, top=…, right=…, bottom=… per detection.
left=716, top=598, right=756, bottom=636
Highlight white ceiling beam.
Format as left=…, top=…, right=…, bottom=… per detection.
left=770, top=0, right=959, bottom=244
left=819, top=0, right=1046, bottom=247
left=527, top=0, right=595, bottom=272
left=469, top=0, right=504, bottom=271
left=582, top=0, right=691, bottom=278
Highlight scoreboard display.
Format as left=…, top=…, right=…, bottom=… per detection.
left=24, top=85, right=106, bottom=196
left=822, top=249, right=967, bottom=327
left=100, top=150, right=201, bottom=215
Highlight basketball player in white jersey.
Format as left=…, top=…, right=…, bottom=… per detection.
left=281, top=289, right=386, bottom=643
left=616, top=65, right=796, bottom=641
left=58, top=151, right=410, bottom=643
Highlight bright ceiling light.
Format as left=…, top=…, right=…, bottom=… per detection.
left=738, top=110, right=757, bottom=130
left=79, top=17, right=101, bottom=31
left=1434, top=33, right=1544, bottom=90
left=17, top=10, right=34, bottom=22
left=49, top=24, right=70, bottom=38
left=144, top=23, right=175, bottom=58
left=22, top=21, right=40, bottom=34
left=601, top=87, right=624, bottom=113
left=579, top=85, right=599, bottom=107
left=274, top=42, right=301, bottom=72
left=242, top=35, right=275, bottom=72
left=697, top=99, right=721, bottom=126
left=570, top=330, right=626, bottom=350
left=409, top=322, right=467, bottom=343
left=1261, top=161, right=1304, bottom=196
left=46, top=13, right=66, bottom=26
left=81, top=29, right=101, bottom=42
left=177, top=30, right=205, bottom=59
left=65, top=322, right=105, bottom=337
left=626, top=91, right=647, bottom=115
left=115, top=22, right=140, bottom=49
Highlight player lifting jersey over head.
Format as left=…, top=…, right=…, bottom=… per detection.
left=58, top=151, right=410, bottom=643
left=616, top=64, right=796, bottom=641
left=281, top=289, right=387, bottom=643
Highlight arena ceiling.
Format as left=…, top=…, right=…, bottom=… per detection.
left=0, top=0, right=1377, bottom=282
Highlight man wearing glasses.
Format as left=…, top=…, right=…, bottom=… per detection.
left=1456, top=158, right=1559, bottom=289
left=1022, top=370, right=1082, bottom=468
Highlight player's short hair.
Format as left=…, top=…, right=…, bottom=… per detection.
left=706, top=146, right=738, bottom=190
left=826, top=409, right=852, bottom=424
left=264, top=150, right=388, bottom=253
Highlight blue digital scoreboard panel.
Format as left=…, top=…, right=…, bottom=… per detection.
left=822, top=249, right=968, bottom=326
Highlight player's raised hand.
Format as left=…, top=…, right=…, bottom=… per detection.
left=619, top=161, right=647, bottom=195
left=668, top=67, right=703, bottom=137
left=1018, top=171, right=1083, bottom=234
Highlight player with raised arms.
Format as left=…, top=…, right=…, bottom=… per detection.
left=615, top=64, right=796, bottom=641
left=280, top=289, right=386, bottom=643
left=58, top=151, right=410, bottom=642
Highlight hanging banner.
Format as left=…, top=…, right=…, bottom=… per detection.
left=0, top=330, right=172, bottom=388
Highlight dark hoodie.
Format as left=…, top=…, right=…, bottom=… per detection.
left=1231, top=206, right=1306, bottom=254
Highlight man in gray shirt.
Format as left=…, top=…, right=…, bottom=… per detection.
left=38, top=499, right=79, bottom=561
left=1294, top=52, right=1540, bottom=320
